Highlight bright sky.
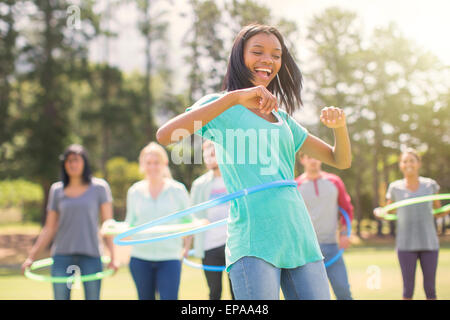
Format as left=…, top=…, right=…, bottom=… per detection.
left=87, top=0, right=449, bottom=124
left=263, top=0, right=450, bottom=64
left=90, top=0, right=450, bottom=74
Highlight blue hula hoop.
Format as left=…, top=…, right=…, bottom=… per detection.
left=113, top=180, right=297, bottom=246
left=324, top=207, right=352, bottom=268
left=182, top=207, right=352, bottom=271
left=183, top=249, right=226, bottom=272
left=113, top=179, right=351, bottom=269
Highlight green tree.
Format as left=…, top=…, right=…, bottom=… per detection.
left=0, top=0, right=18, bottom=153
left=98, top=157, right=143, bottom=220
left=136, top=0, right=172, bottom=142
left=226, top=0, right=271, bottom=34
left=306, top=7, right=370, bottom=236
left=184, top=0, right=226, bottom=103
left=11, top=0, right=100, bottom=223
left=306, top=7, right=450, bottom=237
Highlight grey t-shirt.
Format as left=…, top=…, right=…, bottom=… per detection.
left=386, top=177, right=440, bottom=251
left=297, top=172, right=354, bottom=244
left=47, top=177, right=113, bottom=257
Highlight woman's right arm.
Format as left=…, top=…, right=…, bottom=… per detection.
left=21, top=210, right=59, bottom=273
left=156, top=86, right=278, bottom=146
left=373, top=199, right=394, bottom=220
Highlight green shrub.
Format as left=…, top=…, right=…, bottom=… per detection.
left=96, top=157, right=143, bottom=221
left=0, top=179, right=44, bottom=223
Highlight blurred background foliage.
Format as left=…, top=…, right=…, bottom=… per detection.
left=0, top=1, right=448, bottom=235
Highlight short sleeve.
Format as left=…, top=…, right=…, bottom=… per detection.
left=125, top=187, right=136, bottom=226
left=98, top=179, right=113, bottom=205
left=189, top=181, right=199, bottom=205
left=430, top=179, right=440, bottom=194
left=190, top=179, right=209, bottom=220
left=46, top=182, right=61, bottom=212
left=280, top=111, right=309, bottom=152
left=334, top=176, right=354, bottom=223
left=386, top=183, right=395, bottom=201
left=177, top=184, right=192, bottom=224
left=185, top=93, right=228, bottom=143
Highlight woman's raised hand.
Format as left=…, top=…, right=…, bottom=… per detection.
left=373, top=207, right=385, bottom=220
left=320, top=106, right=347, bottom=129
left=235, top=85, right=279, bottom=114
left=21, top=257, right=34, bottom=275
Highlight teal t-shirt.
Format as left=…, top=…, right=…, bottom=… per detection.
left=186, top=93, right=323, bottom=272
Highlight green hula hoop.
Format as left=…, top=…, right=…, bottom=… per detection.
left=24, top=256, right=114, bottom=283
left=378, top=194, right=450, bottom=221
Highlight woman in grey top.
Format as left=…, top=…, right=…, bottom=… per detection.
left=374, top=148, right=448, bottom=300
left=22, top=144, right=118, bottom=300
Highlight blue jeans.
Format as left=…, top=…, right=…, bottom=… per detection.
left=51, top=254, right=102, bottom=300
left=228, top=256, right=330, bottom=300
left=129, top=257, right=181, bottom=300
left=320, top=243, right=352, bottom=300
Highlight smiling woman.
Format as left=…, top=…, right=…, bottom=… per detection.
left=156, top=23, right=352, bottom=300
left=244, top=33, right=282, bottom=87
left=222, top=24, right=303, bottom=116
left=21, top=144, right=118, bottom=300
left=124, top=142, right=192, bottom=300
left=374, top=147, right=449, bottom=300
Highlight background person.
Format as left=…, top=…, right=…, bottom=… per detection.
left=22, top=144, right=118, bottom=300
left=125, top=142, right=191, bottom=300
left=374, top=148, right=449, bottom=300
left=296, top=153, right=353, bottom=300
left=190, top=140, right=235, bottom=300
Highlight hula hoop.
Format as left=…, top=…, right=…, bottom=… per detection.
left=377, top=194, right=450, bottom=221
left=24, top=256, right=114, bottom=283
left=181, top=207, right=352, bottom=271
left=324, top=207, right=352, bottom=268
left=183, top=249, right=226, bottom=272
left=101, top=219, right=210, bottom=236
left=113, top=180, right=297, bottom=246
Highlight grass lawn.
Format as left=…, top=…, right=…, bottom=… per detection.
left=0, top=257, right=233, bottom=300
left=1, top=246, right=449, bottom=300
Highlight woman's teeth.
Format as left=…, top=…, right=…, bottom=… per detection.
left=255, top=68, right=272, bottom=77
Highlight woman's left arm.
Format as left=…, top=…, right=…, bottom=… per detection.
left=300, top=107, right=352, bottom=170
left=433, top=199, right=450, bottom=219
left=100, top=202, right=119, bottom=273
left=182, top=236, right=193, bottom=259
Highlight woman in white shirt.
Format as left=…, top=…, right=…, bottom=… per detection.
left=125, top=142, right=191, bottom=300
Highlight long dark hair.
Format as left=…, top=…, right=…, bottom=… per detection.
left=222, top=24, right=303, bottom=115
left=59, top=144, right=92, bottom=187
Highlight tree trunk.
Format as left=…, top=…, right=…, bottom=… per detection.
left=381, top=150, right=395, bottom=237
left=40, top=181, right=51, bottom=226
left=39, top=1, right=57, bottom=227
left=144, top=0, right=155, bottom=141
left=101, top=66, right=111, bottom=180
left=372, top=149, right=382, bottom=236
left=354, top=166, right=363, bottom=238
left=101, top=1, right=111, bottom=179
